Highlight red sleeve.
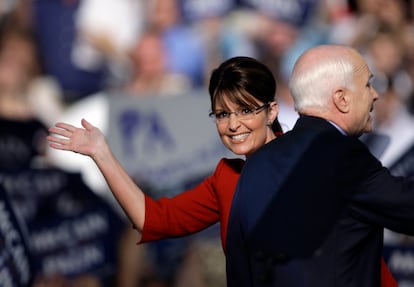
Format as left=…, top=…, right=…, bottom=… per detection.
left=381, top=257, right=398, bottom=287
left=139, top=160, right=225, bottom=243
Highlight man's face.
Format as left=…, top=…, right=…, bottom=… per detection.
left=347, top=55, right=379, bottom=137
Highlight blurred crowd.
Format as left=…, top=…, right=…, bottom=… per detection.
left=1, top=0, right=414, bottom=286
left=2, top=0, right=414, bottom=136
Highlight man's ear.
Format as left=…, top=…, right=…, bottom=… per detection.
left=333, top=89, right=349, bottom=113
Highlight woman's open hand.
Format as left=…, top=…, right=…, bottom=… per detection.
left=47, top=118, right=106, bottom=158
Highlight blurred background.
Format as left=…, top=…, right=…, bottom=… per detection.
left=1, top=0, right=414, bottom=286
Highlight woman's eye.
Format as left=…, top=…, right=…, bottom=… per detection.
left=241, top=108, right=254, bottom=115
left=216, top=111, right=229, bottom=119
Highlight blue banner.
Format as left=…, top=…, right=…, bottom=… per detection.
left=0, top=168, right=125, bottom=285
left=0, top=184, right=34, bottom=287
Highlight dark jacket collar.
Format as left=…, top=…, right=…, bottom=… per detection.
left=293, top=115, right=340, bottom=133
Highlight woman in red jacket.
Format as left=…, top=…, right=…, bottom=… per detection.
left=47, top=56, right=396, bottom=287
left=47, top=56, right=281, bottom=246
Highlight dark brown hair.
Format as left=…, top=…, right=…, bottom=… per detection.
left=208, top=56, right=283, bottom=133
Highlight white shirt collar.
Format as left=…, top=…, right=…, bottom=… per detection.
left=328, top=120, right=347, bottom=136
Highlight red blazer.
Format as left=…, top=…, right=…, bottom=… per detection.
left=141, top=158, right=244, bottom=251
left=140, top=158, right=397, bottom=287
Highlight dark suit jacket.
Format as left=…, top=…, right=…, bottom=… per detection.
left=226, top=115, right=414, bottom=287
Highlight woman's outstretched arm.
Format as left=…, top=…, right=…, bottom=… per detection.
left=47, top=118, right=145, bottom=234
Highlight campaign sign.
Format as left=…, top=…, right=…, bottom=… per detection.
left=106, top=92, right=235, bottom=198
left=0, top=168, right=125, bottom=285
left=0, top=118, right=48, bottom=172
left=0, top=185, right=34, bottom=287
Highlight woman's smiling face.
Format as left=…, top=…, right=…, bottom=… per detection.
left=215, top=96, right=276, bottom=158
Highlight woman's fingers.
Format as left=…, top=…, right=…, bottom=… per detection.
left=48, top=127, right=70, bottom=138
left=81, top=118, right=93, bottom=130
left=55, top=122, right=76, bottom=132
left=46, top=135, right=67, bottom=145
left=48, top=121, right=82, bottom=138
left=46, top=135, right=71, bottom=150
left=47, top=123, right=75, bottom=150
left=47, top=121, right=91, bottom=152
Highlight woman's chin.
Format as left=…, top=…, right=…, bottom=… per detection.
left=230, top=146, right=254, bottom=157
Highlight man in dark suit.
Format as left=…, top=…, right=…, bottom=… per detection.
left=226, top=44, right=414, bottom=287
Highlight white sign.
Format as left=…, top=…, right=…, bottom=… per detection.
left=107, top=92, right=236, bottom=196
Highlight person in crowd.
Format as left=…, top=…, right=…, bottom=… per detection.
left=0, top=23, right=62, bottom=170
left=0, top=21, right=63, bottom=128
left=361, top=28, right=413, bottom=165
left=46, top=56, right=282, bottom=286
left=124, top=28, right=191, bottom=96
left=71, top=0, right=145, bottom=87
left=0, top=21, right=112, bottom=287
left=226, top=44, right=414, bottom=287
left=146, top=0, right=206, bottom=88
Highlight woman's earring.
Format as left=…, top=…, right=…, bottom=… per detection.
left=267, top=121, right=273, bottom=126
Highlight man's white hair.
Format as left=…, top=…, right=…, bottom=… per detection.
left=289, top=49, right=356, bottom=113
